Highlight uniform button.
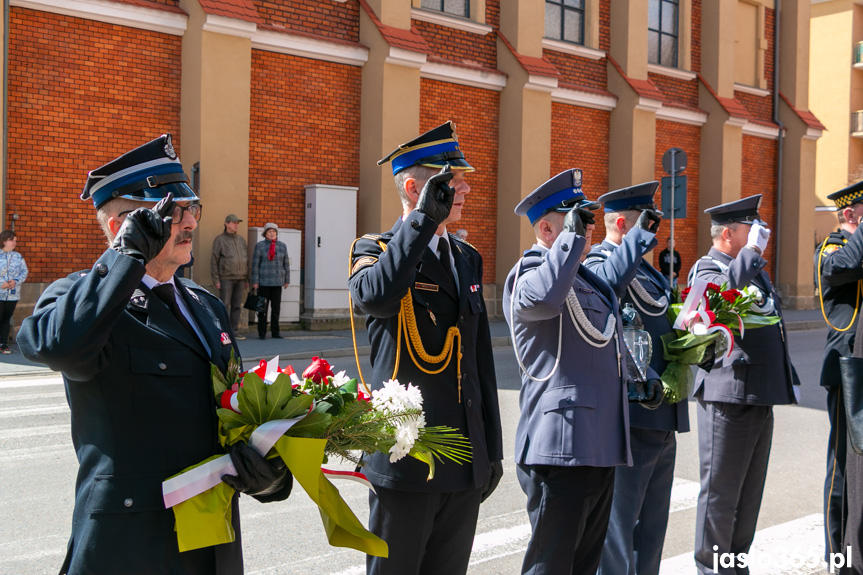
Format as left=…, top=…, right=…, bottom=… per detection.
left=467, top=399, right=472, bottom=407
left=460, top=316, right=465, bottom=324
left=95, top=263, right=108, bottom=276
left=124, top=498, right=133, bottom=508
left=561, top=244, right=569, bottom=252
left=639, top=240, right=647, bottom=246
left=158, top=363, right=167, bottom=370
left=411, top=219, right=419, bottom=229
left=566, top=398, right=573, bottom=404
left=460, top=345, right=464, bottom=354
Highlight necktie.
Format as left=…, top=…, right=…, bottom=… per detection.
left=152, top=284, right=199, bottom=343
left=438, top=238, right=455, bottom=287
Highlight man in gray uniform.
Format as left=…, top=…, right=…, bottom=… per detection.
left=504, top=169, right=663, bottom=575
left=586, top=181, right=690, bottom=575
left=688, top=195, right=799, bottom=574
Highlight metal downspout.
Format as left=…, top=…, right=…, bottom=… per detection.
left=2, top=0, right=9, bottom=229
left=773, top=0, right=785, bottom=286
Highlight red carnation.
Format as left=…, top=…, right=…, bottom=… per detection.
left=707, top=283, right=722, bottom=292
left=721, top=291, right=737, bottom=304
left=681, top=287, right=692, bottom=299
left=303, top=356, right=335, bottom=384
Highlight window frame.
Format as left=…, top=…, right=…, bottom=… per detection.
left=648, top=0, right=681, bottom=69
left=544, top=0, right=587, bottom=46
left=419, top=0, right=470, bottom=19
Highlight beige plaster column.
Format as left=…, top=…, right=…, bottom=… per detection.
left=495, top=0, right=552, bottom=290
left=358, top=1, right=422, bottom=235
left=776, top=0, right=816, bottom=308
left=701, top=0, right=737, bottom=98
left=179, top=0, right=253, bottom=287
left=607, top=0, right=656, bottom=191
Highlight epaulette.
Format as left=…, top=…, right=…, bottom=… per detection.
left=450, top=233, right=479, bottom=254
left=361, top=233, right=383, bottom=241
left=350, top=232, right=392, bottom=275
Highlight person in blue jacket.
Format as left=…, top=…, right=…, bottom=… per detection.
left=348, top=121, right=503, bottom=575
left=0, top=229, right=27, bottom=354
left=584, top=182, right=690, bottom=575
left=18, top=134, right=292, bottom=575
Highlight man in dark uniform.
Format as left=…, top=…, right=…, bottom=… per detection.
left=348, top=122, right=504, bottom=575
left=585, top=181, right=690, bottom=575
left=687, top=195, right=800, bottom=574
left=18, top=135, right=292, bottom=575
left=504, top=169, right=660, bottom=575
left=816, top=180, right=863, bottom=561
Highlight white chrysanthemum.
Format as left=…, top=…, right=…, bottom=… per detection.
left=402, top=383, right=424, bottom=410
left=330, top=370, right=351, bottom=387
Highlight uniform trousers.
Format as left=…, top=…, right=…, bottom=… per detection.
left=0, top=300, right=17, bottom=344
left=366, top=485, right=482, bottom=575
left=218, top=278, right=245, bottom=334
left=844, top=445, right=863, bottom=574
left=694, top=400, right=774, bottom=575
left=517, top=463, right=615, bottom=575
left=597, top=428, right=677, bottom=575
left=826, top=386, right=848, bottom=560
left=256, top=285, right=282, bottom=337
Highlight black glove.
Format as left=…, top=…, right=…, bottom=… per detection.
left=627, top=379, right=664, bottom=410
left=111, top=194, right=175, bottom=265
left=635, top=209, right=662, bottom=234
left=414, top=166, right=456, bottom=225
left=481, top=460, right=504, bottom=503
left=698, top=342, right=717, bottom=372
left=563, top=207, right=595, bottom=236
left=222, top=441, right=292, bottom=500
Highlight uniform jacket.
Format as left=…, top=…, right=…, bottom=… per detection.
left=817, top=227, right=863, bottom=387
left=503, top=231, right=632, bottom=468
left=251, top=240, right=290, bottom=286
left=18, top=249, right=290, bottom=575
left=687, top=247, right=799, bottom=405
left=211, top=231, right=249, bottom=283
left=348, top=212, right=504, bottom=492
left=584, top=229, right=690, bottom=433
left=0, top=249, right=27, bottom=301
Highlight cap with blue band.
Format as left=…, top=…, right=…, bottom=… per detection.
left=378, top=121, right=474, bottom=176
left=515, top=169, right=587, bottom=225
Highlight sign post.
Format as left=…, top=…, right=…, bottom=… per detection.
left=661, top=147, right=687, bottom=287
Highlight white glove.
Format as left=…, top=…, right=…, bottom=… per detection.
left=746, top=221, right=770, bottom=254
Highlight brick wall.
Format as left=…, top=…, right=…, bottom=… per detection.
left=7, top=7, right=182, bottom=282
left=692, top=0, right=702, bottom=74
left=252, top=0, right=359, bottom=42
left=650, top=73, right=699, bottom=108
left=413, top=20, right=496, bottom=69
left=420, top=79, right=499, bottom=284
left=544, top=49, right=607, bottom=92
left=248, top=51, right=362, bottom=268
left=652, top=120, right=701, bottom=281
left=550, top=103, right=611, bottom=241
left=741, top=135, right=778, bottom=278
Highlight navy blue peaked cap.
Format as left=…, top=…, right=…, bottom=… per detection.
left=81, top=134, right=199, bottom=209
left=705, top=194, right=762, bottom=224
left=515, top=168, right=592, bottom=225
left=828, top=180, right=863, bottom=209
left=598, top=181, right=660, bottom=213
left=377, top=121, right=474, bottom=176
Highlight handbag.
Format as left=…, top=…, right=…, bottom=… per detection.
left=841, top=356, right=863, bottom=455
left=243, top=289, right=268, bottom=314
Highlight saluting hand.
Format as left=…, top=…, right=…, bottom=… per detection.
left=111, top=194, right=175, bottom=265
left=636, top=209, right=662, bottom=234
left=414, top=166, right=456, bottom=225
left=563, top=207, right=595, bottom=237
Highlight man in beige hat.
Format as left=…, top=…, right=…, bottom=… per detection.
left=211, top=213, right=249, bottom=338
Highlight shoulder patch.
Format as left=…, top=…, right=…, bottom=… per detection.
left=351, top=256, right=378, bottom=275
left=822, top=243, right=841, bottom=255
left=362, top=233, right=382, bottom=241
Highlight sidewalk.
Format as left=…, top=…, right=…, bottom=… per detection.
left=0, top=310, right=827, bottom=379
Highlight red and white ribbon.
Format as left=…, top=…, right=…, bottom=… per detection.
left=322, top=468, right=377, bottom=494
left=673, top=278, right=709, bottom=331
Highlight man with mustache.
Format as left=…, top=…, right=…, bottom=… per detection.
left=18, top=134, right=292, bottom=575
left=349, top=121, right=503, bottom=575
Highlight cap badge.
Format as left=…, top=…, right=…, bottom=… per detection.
left=164, top=138, right=177, bottom=160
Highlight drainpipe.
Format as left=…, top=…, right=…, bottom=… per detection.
left=773, top=0, right=785, bottom=287
left=2, top=0, right=8, bottom=229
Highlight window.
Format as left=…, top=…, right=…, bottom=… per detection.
left=648, top=0, right=679, bottom=68
left=545, top=0, right=585, bottom=45
left=421, top=0, right=469, bottom=18
left=734, top=0, right=760, bottom=87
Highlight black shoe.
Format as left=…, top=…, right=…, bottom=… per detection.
left=258, top=334, right=266, bottom=340
left=271, top=334, right=283, bottom=339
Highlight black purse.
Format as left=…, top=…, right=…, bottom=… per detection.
left=841, top=356, right=863, bottom=455
left=243, top=289, right=268, bottom=314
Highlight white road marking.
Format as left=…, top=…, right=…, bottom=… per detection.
left=0, top=444, right=73, bottom=463
left=2, top=423, right=69, bottom=440
left=0, top=376, right=63, bottom=389
left=0, top=405, right=69, bottom=418
left=660, top=514, right=830, bottom=575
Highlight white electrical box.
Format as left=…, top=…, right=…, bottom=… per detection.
left=304, top=184, right=357, bottom=316
left=247, top=227, right=301, bottom=323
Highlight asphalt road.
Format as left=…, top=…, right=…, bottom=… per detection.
left=0, top=328, right=837, bottom=574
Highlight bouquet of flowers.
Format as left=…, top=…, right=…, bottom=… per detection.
left=660, top=277, right=780, bottom=403
left=162, top=355, right=471, bottom=557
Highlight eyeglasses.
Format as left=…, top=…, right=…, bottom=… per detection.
left=119, top=202, right=203, bottom=224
